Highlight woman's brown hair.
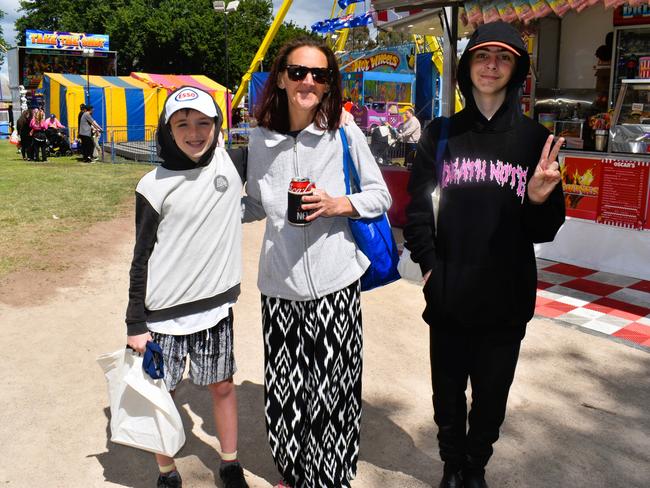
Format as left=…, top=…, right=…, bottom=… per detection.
left=255, top=37, right=342, bottom=133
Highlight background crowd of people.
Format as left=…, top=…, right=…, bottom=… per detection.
left=15, top=107, right=68, bottom=162
left=14, top=104, right=101, bottom=163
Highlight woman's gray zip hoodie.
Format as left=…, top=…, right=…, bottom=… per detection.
left=243, top=121, right=392, bottom=301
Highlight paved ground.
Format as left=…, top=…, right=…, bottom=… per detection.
left=0, top=218, right=649, bottom=487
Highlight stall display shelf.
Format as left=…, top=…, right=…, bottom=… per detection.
left=609, top=78, right=650, bottom=154
left=610, top=25, right=650, bottom=111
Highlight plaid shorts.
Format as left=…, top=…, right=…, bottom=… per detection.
left=151, top=309, right=236, bottom=392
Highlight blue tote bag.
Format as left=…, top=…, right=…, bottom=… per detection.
left=340, top=128, right=400, bottom=291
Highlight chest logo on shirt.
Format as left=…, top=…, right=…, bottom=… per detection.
left=214, top=175, right=229, bottom=192
left=441, top=158, right=528, bottom=203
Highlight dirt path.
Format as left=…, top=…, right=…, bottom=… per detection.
left=0, top=215, right=648, bottom=487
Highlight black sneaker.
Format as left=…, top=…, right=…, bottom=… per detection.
left=157, top=470, right=182, bottom=488
left=219, top=462, right=248, bottom=488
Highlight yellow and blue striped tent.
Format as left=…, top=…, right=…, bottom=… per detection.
left=130, top=73, right=230, bottom=126
left=41, top=73, right=167, bottom=142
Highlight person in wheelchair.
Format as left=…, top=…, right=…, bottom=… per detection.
left=370, top=121, right=397, bottom=165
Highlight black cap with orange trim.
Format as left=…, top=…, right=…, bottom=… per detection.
left=469, top=41, right=522, bottom=57
left=457, top=21, right=530, bottom=101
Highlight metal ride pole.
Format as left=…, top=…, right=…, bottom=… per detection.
left=214, top=1, right=238, bottom=148
left=440, top=6, right=458, bottom=117
left=225, top=13, right=231, bottom=149
left=82, top=48, right=95, bottom=105
left=86, top=56, right=90, bottom=104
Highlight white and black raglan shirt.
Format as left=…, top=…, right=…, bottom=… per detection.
left=125, top=146, right=247, bottom=336
left=125, top=93, right=248, bottom=336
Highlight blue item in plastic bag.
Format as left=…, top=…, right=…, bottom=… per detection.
left=143, top=341, right=165, bottom=380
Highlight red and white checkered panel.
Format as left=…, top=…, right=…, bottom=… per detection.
left=535, top=260, right=650, bottom=348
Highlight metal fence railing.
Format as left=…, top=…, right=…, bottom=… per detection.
left=104, top=126, right=159, bottom=164
left=64, top=125, right=158, bottom=164
left=367, top=135, right=414, bottom=168
left=57, top=124, right=417, bottom=168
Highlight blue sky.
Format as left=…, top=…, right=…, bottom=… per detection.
left=1, top=0, right=20, bottom=44
left=0, top=1, right=361, bottom=46
left=272, top=0, right=339, bottom=30
left=0, top=0, right=366, bottom=75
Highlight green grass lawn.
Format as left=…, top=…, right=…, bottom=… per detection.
left=0, top=141, right=151, bottom=277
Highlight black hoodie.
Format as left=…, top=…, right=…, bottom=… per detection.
left=404, top=22, right=565, bottom=336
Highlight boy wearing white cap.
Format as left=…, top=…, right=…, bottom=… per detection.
left=125, top=86, right=248, bottom=488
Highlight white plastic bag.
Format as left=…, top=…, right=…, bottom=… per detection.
left=97, top=348, right=185, bottom=457
left=397, top=247, right=424, bottom=283
left=399, top=187, right=440, bottom=284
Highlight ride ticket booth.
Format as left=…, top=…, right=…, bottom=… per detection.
left=7, top=29, right=117, bottom=121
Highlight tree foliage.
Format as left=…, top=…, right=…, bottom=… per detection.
left=376, top=29, right=410, bottom=48
left=14, top=0, right=315, bottom=90
left=0, top=10, right=8, bottom=66
left=343, top=26, right=377, bottom=53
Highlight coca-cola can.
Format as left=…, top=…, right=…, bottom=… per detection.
left=288, top=177, right=313, bottom=226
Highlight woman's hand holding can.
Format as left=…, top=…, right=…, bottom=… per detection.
left=302, top=189, right=358, bottom=220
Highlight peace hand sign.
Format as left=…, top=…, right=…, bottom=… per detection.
left=528, top=135, right=564, bottom=204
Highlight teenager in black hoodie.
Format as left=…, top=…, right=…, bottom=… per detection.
left=404, top=22, right=565, bottom=488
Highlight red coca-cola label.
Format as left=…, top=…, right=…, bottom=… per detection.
left=289, top=178, right=312, bottom=193
left=288, top=177, right=313, bottom=226
left=289, top=177, right=312, bottom=193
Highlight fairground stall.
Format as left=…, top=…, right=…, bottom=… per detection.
left=0, top=75, right=11, bottom=138
left=503, top=3, right=650, bottom=280
left=40, top=73, right=166, bottom=142
left=372, top=1, right=650, bottom=280
left=7, top=29, right=117, bottom=120
left=343, top=70, right=416, bottom=131
left=130, top=72, right=231, bottom=128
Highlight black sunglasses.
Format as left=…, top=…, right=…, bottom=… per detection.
left=285, top=64, right=333, bottom=84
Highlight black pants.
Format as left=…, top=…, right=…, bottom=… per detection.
left=20, top=134, right=32, bottom=159
left=429, top=327, right=522, bottom=474
left=80, top=135, right=93, bottom=161
left=31, top=133, right=47, bottom=161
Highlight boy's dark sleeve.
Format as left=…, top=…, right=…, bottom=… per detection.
left=227, top=146, right=248, bottom=184
left=403, top=121, right=440, bottom=275
left=125, top=192, right=159, bottom=336
left=523, top=180, right=566, bottom=243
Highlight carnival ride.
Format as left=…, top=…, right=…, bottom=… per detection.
left=231, top=0, right=361, bottom=110
left=413, top=34, right=463, bottom=113
left=231, top=0, right=458, bottom=120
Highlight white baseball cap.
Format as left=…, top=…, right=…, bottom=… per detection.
left=164, top=86, right=218, bottom=123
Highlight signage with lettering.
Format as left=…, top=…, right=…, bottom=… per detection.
left=25, top=30, right=110, bottom=51
left=613, top=4, right=650, bottom=26
left=340, top=45, right=415, bottom=74
left=561, top=156, right=602, bottom=221
left=596, top=159, right=650, bottom=230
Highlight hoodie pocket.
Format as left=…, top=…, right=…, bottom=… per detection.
left=441, top=260, right=516, bottom=325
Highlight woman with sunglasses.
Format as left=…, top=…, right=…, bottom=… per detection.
left=243, top=38, right=391, bottom=488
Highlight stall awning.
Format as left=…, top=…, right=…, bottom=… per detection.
left=373, top=0, right=463, bottom=10
left=376, top=8, right=474, bottom=38
left=371, top=1, right=473, bottom=38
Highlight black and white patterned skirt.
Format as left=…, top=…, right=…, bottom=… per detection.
left=261, top=281, right=362, bottom=488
